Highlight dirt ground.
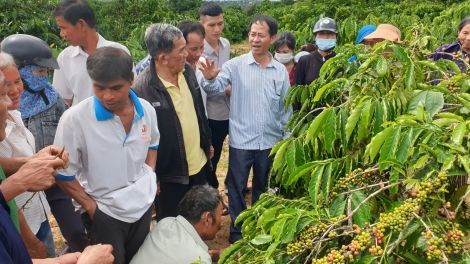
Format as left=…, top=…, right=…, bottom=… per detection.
left=49, top=138, right=252, bottom=255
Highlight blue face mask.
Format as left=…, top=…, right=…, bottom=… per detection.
left=315, top=39, right=337, bottom=51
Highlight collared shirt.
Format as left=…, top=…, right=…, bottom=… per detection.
left=159, top=72, right=207, bottom=175
left=54, top=90, right=159, bottom=223
left=136, top=56, right=208, bottom=115
left=53, top=34, right=136, bottom=106
left=202, top=38, right=231, bottom=121
left=130, top=215, right=211, bottom=264
left=201, top=52, right=292, bottom=150
left=0, top=110, right=50, bottom=234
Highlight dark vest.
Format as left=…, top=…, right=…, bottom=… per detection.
left=132, top=61, right=212, bottom=185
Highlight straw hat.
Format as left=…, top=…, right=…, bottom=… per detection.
left=363, top=24, right=401, bottom=42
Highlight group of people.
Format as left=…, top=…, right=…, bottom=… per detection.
left=0, top=1, right=290, bottom=263
left=1, top=0, right=470, bottom=263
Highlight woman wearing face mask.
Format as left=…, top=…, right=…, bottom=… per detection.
left=274, top=31, right=297, bottom=86
left=1, top=34, right=89, bottom=254
left=294, top=17, right=338, bottom=86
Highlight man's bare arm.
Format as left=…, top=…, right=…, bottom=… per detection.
left=145, top=149, right=157, bottom=172
left=19, top=209, right=47, bottom=259
left=56, top=179, right=97, bottom=219
left=0, top=157, right=31, bottom=176
left=0, top=145, right=69, bottom=177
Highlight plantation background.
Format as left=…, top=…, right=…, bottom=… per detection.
left=5, top=0, right=470, bottom=263
left=2, top=0, right=470, bottom=62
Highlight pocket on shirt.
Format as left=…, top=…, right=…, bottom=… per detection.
left=41, top=121, right=58, bottom=148
left=271, top=79, right=284, bottom=99
left=270, top=79, right=284, bottom=111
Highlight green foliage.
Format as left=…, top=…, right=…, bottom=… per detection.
left=2, top=0, right=470, bottom=65
left=0, top=0, right=64, bottom=47
left=168, top=0, right=203, bottom=15
left=221, top=6, right=251, bottom=43
left=220, top=22, right=470, bottom=264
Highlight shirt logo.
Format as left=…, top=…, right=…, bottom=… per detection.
left=152, top=102, right=161, bottom=107
left=141, top=124, right=150, bottom=140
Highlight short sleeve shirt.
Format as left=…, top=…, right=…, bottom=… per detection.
left=0, top=110, right=50, bottom=234
left=53, top=34, right=136, bottom=106
left=54, top=90, right=159, bottom=223
left=130, top=216, right=211, bottom=264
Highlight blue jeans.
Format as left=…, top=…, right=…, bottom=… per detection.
left=36, top=220, right=55, bottom=257
left=227, top=147, right=272, bottom=241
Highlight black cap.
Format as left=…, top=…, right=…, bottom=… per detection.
left=1, top=34, right=59, bottom=69
left=313, top=18, right=339, bottom=35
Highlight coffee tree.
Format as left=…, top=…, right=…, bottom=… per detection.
left=219, top=25, right=470, bottom=264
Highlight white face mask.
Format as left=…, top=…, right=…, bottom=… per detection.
left=274, top=52, right=294, bottom=64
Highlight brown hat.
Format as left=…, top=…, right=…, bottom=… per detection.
left=363, top=24, right=401, bottom=42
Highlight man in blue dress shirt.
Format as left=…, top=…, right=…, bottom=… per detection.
left=199, top=15, right=292, bottom=243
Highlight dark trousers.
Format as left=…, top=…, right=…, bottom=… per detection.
left=81, top=206, right=152, bottom=264
left=208, top=119, right=229, bottom=189
left=154, top=161, right=210, bottom=221
left=227, top=147, right=272, bottom=240
left=45, top=184, right=89, bottom=252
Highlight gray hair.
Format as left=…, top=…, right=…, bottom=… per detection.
left=0, top=71, right=5, bottom=86
left=178, top=184, right=222, bottom=224
left=145, top=23, right=183, bottom=60
left=0, top=52, right=17, bottom=71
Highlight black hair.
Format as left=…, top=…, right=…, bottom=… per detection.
left=198, top=2, right=223, bottom=19
left=458, top=16, right=470, bottom=32
left=273, top=31, right=296, bottom=52
left=248, top=15, right=278, bottom=37
left=86, top=47, right=133, bottom=83
left=178, top=184, right=222, bottom=225
left=176, top=20, right=206, bottom=42
left=53, top=0, right=96, bottom=29
left=300, top=43, right=318, bottom=53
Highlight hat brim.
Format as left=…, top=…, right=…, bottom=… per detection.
left=363, top=30, right=401, bottom=42
left=34, top=57, right=60, bottom=69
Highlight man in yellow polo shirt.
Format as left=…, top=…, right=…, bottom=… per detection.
left=159, top=75, right=207, bottom=177
left=133, top=23, right=212, bottom=221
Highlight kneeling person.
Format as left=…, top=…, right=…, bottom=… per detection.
left=131, top=184, right=223, bottom=264
left=54, top=47, right=160, bottom=264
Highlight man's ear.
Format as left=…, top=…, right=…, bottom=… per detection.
left=158, top=53, right=167, bottom=65
left=202, top=211, right=212, bottom=226
left=78, top=19, right=87, bottom=31
left=270, top=34, right=276, bottom=44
